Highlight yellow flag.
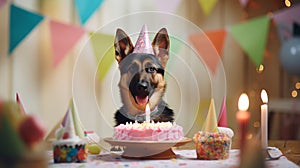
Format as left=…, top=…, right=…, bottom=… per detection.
left=197, top=0, right=218, bottom=16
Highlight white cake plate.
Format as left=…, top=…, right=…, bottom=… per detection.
left=104, top=137, right=192, bottom=159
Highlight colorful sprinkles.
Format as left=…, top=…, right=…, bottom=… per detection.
left=193, top=131, right=231, bottom=160
left=53, top=144, right=88, bottom=163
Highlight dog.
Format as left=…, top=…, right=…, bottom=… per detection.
left=113, top=26, right=174, bottom=126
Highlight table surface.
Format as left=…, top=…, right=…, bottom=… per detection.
left=47, top=140, right=300, bottom=168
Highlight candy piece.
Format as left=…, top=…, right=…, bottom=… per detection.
left=88, top=143, right=101, bottom=154
left=19, top=115, right=46, bottom=146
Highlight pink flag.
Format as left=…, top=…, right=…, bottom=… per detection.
left=49, top=20, right=85, bottom=67
left=16, top=93, right=26, bottom=116
left=273, top=4, right=300, bottom=42
left=154, top=0, right=182, bottom=13
left=0, top=0, right=7, bottom=9
left=218, top=96, right=228, bottom=127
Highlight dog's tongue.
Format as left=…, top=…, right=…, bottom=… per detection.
left=136, top=96, right=149, bottom=105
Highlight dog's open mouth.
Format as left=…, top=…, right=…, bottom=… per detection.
left=135, top=96, right=149, bottom=106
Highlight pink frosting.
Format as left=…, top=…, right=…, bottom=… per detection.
left=113, top=122, right=184, bottom=141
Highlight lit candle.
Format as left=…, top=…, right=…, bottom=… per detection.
left=236, top=93, right=250, bottom=155
left=145, top=103, right=150, bottom=123
left=261, top=89, right=268, bottom=149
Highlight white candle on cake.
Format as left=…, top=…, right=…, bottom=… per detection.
left=145, top=103, right=150, bottom=123
left=261, top=89, right=268, bottom=149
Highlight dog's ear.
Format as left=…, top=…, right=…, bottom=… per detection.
left=114, top=29, right=134, bottom=63
left=152, top=28, right=170, bottom=69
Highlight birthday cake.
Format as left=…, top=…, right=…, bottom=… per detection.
left=113, top=121, right=184, bottom=141
left=53, top=109, right=88, bottom=163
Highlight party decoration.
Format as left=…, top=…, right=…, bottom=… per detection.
left=75, top=0, right=104, bottom=25
left=229, top=15, right=270, bottom=67
left=202, top=99, right=218, bottom=132
left=189, top=31, right=222, bottom=74
left=218, top=96, right=228, bottom=127
left=273, top=5, right=300, bottom=42
left=279, top=37, right=300, bottom=76
left=133, top=25, right=154, bottom=54
left=16, top=93, right=26, bottom=115
left=154, top=0, right=181, bottom=13
left=90, top=32, right=114, bottom=81
left=9, top=4, right=44, bottom=54
left=0, top=0, right=7, bottom=9
left=197, top=0, right=218, bottom=16
left=49, top=20, right=85, bottom=67
left=205, top=29, right=227, bottom=56
left=68, top=99, right=85, bottom=138
left=239, top=0, right=249, bottom=8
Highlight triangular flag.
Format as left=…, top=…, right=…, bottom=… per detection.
left=16, top=93, right=26, bottom=116
left=0, top=113, right=26, bottom=158
left=197, top=0, right=218, bottom=16
left=0, top=0, right=7, bottom=9
left=154, top=0, right=181, bottom=13
left=218, top=96, right=228, bottom=127
left=90, top=32, right=115, bottom=81
left=69, top=99, right=85, bottom=138
left=189, top=32, right=221, bottom=74
left=273, top=5, right=300, bottom=42
left=202, top=99, right=218, bottom=132
left=75, top=0, right=104, bottom=25
left=9, top=4, right=44, bottom=54
left=205, top=29, right=227, bottom=56
left=229, top=15, right=270, bottom=67
left=49, top=20, right=85, bottom=67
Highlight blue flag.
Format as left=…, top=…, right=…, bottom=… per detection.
left=9, top=5, right=44, bottom=54
left=75, top=0, right=104, bottom=25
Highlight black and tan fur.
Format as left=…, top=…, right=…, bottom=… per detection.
left=114, top=28, right=174, bottom=126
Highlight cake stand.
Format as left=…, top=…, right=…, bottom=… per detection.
left=104, top=137, right=191, bottom=159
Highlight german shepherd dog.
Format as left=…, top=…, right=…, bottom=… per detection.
left=114, top=27, right=174, bottom=126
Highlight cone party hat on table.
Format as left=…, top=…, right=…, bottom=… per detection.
left=132, top=24, right=154, bottom=54
left=16, top=93, right=26, bottom=116
left=202, top=98, right=219, bottom=132
left=68, top=99, right=85, bottom=138
left=62, top=108, right=76, bottom=139
left=218, top=96, right=228, bottom=127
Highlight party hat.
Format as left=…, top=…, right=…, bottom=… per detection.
left=132, top=24, right=154, bottom=54
left=69, top=98, right=85, bottom=138
left=62, top=108, right=76, bottom=139
left=16, top=93, right=26, bottom=116
left=218, top=96, right=228, bottom=127
left=202, top=99, right=219, bottom=132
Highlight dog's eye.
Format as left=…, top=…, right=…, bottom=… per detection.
left=146, top=67, right=157, bottom=73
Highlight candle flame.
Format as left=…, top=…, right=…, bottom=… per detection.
left=238, top=93, right=249, bottom=111
left=261, top=89, right=268, bottom=103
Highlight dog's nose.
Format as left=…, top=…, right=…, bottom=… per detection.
left=137, top=81, right=148, bottom=92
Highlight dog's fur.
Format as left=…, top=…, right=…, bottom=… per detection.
left=114, top=28, right=174, bottom=126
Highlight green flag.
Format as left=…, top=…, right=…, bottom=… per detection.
left=229, top=15, right=270, bottom=67
left=90, top=32, right=115, bottom=81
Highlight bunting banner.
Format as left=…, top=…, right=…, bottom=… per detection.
left=229, top=15, right=270, bottom=67
left=89, top=32, right=114, bottom=81
left=9, top=4, right=44, bottom=54
left=154, top=0, right=181, bottom=13
left=49, top=20, right=85, bottom=67
left=0, top=0, right=7, bottom=9
left=75, top=0, right=104, bottom=25
left=197, top=0, right=218, bottom=16
left=189, top=30, right=224, bottom=74
left=273, top=4, right=300, bottom=42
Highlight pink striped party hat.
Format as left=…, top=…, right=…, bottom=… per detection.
left=133, top=24, right=154, bottom=54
